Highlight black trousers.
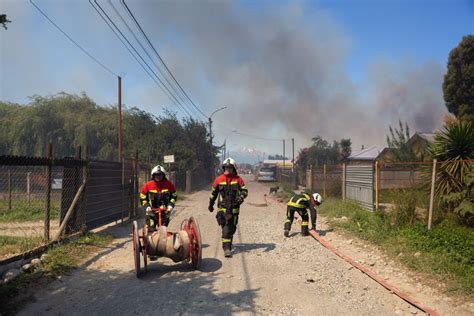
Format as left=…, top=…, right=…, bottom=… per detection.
left=146, top=212, right=170, bottom=230
left=284, top=206, right=309, bottom=235
left=217, top=210, right=239, bottom=250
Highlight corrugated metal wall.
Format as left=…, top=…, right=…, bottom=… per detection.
left=346, top=164, right=374, bottom=211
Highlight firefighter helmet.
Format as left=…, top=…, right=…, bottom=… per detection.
left=311, top=193, right=322, bottom=205
left=222, top=157, right=237, bottom=172
left=151, top=165, right=167, bottom=177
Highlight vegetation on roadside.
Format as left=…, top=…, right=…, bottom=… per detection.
left=0, top=236, right=44, bottom=258
left=319, top=197, right=474, bottom=294
left=0, top=200, right=60, bottom=222
left=0, top=232, right=114, bottom=315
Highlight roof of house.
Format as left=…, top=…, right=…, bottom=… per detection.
left=348, top=145, right=380, bottom=161
left=409, top=132, right=435, bottom=144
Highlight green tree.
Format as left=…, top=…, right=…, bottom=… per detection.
left=386, top=120, right=416, bottom=162
left=429, top=120, right=474, bottom=198
left=0, top=93, right=217, bottom=179
left=340, top=138, right=352, bottom=161
left=443, top=35, right=474, bottom=121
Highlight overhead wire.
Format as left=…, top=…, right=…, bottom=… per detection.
left=108, top=0, right=193, bottom=115
left=30, top=0, right=118, bottom=77
left=214, top=121, right=289, bottom=141
left=90, top=0, right=192, bottom=117
left=121, top=0, right=208, bottom=119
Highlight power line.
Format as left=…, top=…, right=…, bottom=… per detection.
left=90, top=0, right=192, bottom=117
left=214, top=121, right=288, bottom=141
left=91, top=0, right=191, bottom=117
left=30, top=0, right=118, bottom=77
left=108, top=0, right=194, bottom=116
left=121, top=0, right=208, bottom=119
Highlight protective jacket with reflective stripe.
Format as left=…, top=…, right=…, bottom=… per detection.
left=209, top=174, right=248, bottom=211
left=140, top=179, right=177, bottom=208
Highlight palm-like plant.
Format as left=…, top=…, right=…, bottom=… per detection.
left=429, top=121, right=474, bottom=211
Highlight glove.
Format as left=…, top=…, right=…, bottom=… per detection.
left=167, top=205, right=174, bottom=213
left=208, top=204, right=214, bottom=213
left=236, top=197, right=244, bottom=206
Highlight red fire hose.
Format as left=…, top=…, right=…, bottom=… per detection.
left=271, top=195, right=439, bottom=316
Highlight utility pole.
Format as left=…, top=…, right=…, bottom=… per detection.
left=292, top=138, right=295, bottom=172
left=208, top=117, right=213, bottom=147
left=283, top=139, right=286, bottom=168
left=208, top=107, right=227, bottom=147
left=118, top=76, right=122, bottom=162
left=221, top=139, right=226, bottom=163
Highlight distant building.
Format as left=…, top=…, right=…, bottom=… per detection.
left=408, top=132, right=435, bottom=161
left=347, top=146, right=380, bottom=164
left=263, top=159, right=293, bottom=169
left=332, top=132, right=436, bottom=166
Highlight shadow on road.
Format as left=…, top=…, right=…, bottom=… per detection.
left=232, top=242, right=275, bottom=254
left=316, top=228, right=334, bottom=237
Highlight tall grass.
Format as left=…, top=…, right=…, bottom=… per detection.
left=319, top=197, right=474, bottom=294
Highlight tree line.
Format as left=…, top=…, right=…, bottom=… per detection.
left=0, top=93, right=218, bottom=174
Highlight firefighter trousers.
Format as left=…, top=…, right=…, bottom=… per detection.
left=284, top=206, right=309, bottom=235
left=217, top=209, right=239, bottom=250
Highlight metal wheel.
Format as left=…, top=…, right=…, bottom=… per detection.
left=132, top=220, right=141, bottom=278
left=188, top=217, right=202, bottom=270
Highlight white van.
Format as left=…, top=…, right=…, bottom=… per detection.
left=257, top=167, right=276, bottom=182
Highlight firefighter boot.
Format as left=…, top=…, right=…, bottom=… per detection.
left=223, top=243, right=232, bottom=258
left=284, top=222, right=291, bottom=237
left=301, top=225, right=309, bottom=236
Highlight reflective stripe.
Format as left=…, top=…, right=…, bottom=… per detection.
left=222, top=238, right=232, bottom=243
left=287, top=201, right=305, bottom=208
left=149, top=189, right=158, bottom=193
left=217, top=209, right=225, bottom=212
left=301, top=222, right=308, bottom=226
left=285, top=219, right=291, bottom=223
left=230, top=181, right=238, bottom=184
left=161, top=189, right=169, bottom=192
left=218, top=182, right=227, bottom=185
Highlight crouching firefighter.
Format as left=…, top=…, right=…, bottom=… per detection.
left=140, top=165, right=177, bottom=231
left=208, top=158, right=248, bottom=258
left=284, top=192, right=322, bottom=237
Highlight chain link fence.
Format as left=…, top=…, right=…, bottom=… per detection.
left=0, top=153, right=138, bottom=261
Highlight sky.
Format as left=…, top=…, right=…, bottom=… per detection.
left=1, top=0, right=473, bottom=163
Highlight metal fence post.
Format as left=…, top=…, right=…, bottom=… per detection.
left=132, top=151, right=138, bottom=218
left=428, top=159, right=437, bottom=230
left=186, top=170, right=192, bottom=193
left=323, top=164, right=327, bottom=198
left=8, top=169, right=12, bottom=211
left=375, top=160, right=379, bottom=210
left=44, top=142, right=53, bottom=242
left=81, top=145, right=88, bottom=230
left=342, top=163, right=346, bottom=201
left=27, top=172, right=31, bottom=206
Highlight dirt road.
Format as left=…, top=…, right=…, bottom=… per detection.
left=17, top=175, right=466, bottom=315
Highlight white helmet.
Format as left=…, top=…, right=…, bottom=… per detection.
left=151, top=165, right=167, bottom=178
left=311, top=193, right=322, bottom=205
left=222, top=157, right=237, bottom=172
